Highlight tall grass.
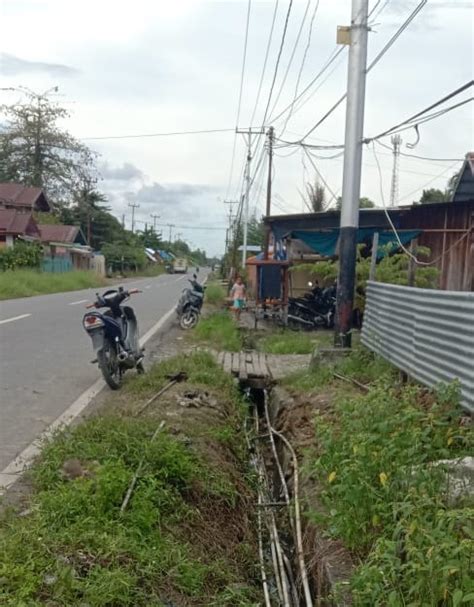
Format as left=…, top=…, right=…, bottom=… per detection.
left=0, top=269, right=106, bottom=300
left=205, top=282, right=227, bottom=305
left=258, top=330, right=333, bottom=354
left=194, top=312, right=241, bottom=351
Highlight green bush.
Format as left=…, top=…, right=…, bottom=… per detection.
left=0, top=241, right=43, bottom=271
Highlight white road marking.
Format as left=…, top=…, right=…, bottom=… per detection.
left=177, top=275, right=187, bottom=281
left=0, top=305, right=177, bottom=493
left=145, top=285, right=151, bottom=289
left=0, top=313, right=31, bottom=326
left=68, top=299, right=89, bottom=306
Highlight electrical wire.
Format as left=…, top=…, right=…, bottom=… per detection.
left=260, top=0, right=294, bottom=128
left=371, top=142, right=469, bottom=266
left=374, top=140, right=464, bottom=163
left=267, top=0, right=312, bottom=121
left=366, top=80, right=474, bottom=142
left=295, top=0, right=429, bottom=143
left=79, top=128, right=234, bottom=141
left=249, top=0, right=280, bottom=127
left=225, top=0, right=253, bottom=198
left=303, top=147, right=339, bottom=204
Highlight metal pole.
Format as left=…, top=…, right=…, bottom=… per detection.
left=151, top=214, right=160, bottom=230
left=389, top=134, right=402, bottom=207
left=334, top=0, right=369, bottom=348
left=128, top=202, right=140, bottom=234
left=242, top=130, right=252, bottom=268
left=264, top=126, right=274, bottom=260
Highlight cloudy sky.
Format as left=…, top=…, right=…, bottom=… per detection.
left=1, top=0, right=472, bottom=255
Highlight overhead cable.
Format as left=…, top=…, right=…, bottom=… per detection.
left=295, top=0, right=429, bottom=143
left=79, top=128, right=234, bottom=141
left=225, top=0, right=253, bottom=198
left=267, top=0, right=313, bottom=121
left=249, top=0, right=280, bottom=126
left=260, top=0, right=294, bottom=128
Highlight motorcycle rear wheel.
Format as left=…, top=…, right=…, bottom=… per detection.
left=179, top=310, right=199, bottom=330
left=98, top=342, right=122, bottom=390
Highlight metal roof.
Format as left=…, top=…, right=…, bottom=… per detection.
left=452, top=152, right=474, bottom=203
left=0, top=183, right=51, bottom=212
left=38, top=224, right=86, bottom=245
left=0, top=209, right=40, bottom=237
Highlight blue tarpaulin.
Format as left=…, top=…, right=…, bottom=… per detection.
left=291, top=228, right=421, bottom=258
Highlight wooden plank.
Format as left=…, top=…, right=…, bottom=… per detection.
left=239, top=353, right=248, bottom=380
left=217, top=351, right=224, bottom=366
left=223, top=352, right=233, bottom=374
left=247, top=354, right=256, bottom=377
left=264, top=353, right=273, bottom=379
left=231, top=352, right=240, bottom=375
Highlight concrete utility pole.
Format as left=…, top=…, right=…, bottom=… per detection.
left=334, top=0, right=369, bottom=348
left=128, top=202, right=140, bottom=234
left=236, top=127, right=265, bottom=267
left=167, top=224, right=175, bottom=242
left=389, top=134, right=402, bottom=207
left=151, top=214, right=160, bottom=230
left=264, top=126, right=274, bottom=260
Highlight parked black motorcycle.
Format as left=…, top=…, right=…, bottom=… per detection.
left=83, top=287, right=145, bottom=389
left=287, top=281, right=336, bottom=330
left=176, top=273, right=206, bottom=329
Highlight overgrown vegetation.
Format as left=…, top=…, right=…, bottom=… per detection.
left=291, top=348, right=473, bottom=606
left=258, top=330, right=333, bottom=355
left=0, top=269, right=105, bottom=299
left=0, top=352, right=260, bottom=606
left=193, top=311, right=241, bottom=351
left=0, top=241, right=43, bottom=271
left=292, top=244, right=439, bottom=310
left=204, top=282, right=227, bottom=306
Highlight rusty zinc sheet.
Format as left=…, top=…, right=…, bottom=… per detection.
left=361, top=281, right=474, bottom=412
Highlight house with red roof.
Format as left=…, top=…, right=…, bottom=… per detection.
left=0, top=183, right=51, bottom=213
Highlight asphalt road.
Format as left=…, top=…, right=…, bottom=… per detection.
left=0, top=271, right=204, bottom=471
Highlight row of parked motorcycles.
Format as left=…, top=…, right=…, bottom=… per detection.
left=287, top=281, right=337, bottom=330
left=82, top=272, right=205, bottom=390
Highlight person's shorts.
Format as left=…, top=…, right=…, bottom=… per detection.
left=233, top=299, right=244, bottom=309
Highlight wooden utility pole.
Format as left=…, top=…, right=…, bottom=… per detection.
left=264, top=126, right=274, bottom=259
left=151, top=214, right=160, bottom=231
left=128, top=202, right=140, bottom=234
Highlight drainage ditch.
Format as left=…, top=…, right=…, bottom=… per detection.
left=244, top=384, right=315, bottom=607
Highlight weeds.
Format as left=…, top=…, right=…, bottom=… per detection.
left=205, top=282, right=227, bottom=305
left=0, top=352, right=259, bottom=606
left=193, top=311, right=241, bottom=351
left=258, top=330, right=333, bottom=354
left=307, top=376, right=473, bottom=605
left=0, top=269, right=105, bottom=300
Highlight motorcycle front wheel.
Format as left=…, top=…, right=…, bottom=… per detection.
left=97, top=342, right=122, bottom=390
left=179, top=309, right=199, bottom=330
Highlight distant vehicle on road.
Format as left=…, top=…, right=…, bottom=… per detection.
left=172, top=258, right=188, bottom=274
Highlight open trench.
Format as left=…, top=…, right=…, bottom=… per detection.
left=243, top=384, right=316, bottom=607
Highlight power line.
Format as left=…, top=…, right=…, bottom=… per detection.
left=154, top=223, right=227, bottom=231
left=260, top=0, right=294, bottom=128
left=371, top=142, right=468, bottom=266
left=79, top=128, right=234, bottom=141
left=374, top=140, right=464, bottom=163
left=225, top=0, right=253, bottom=198
left=268, top=0, right=312, bottom=121
left=249, top=0, right=280, bottom=126
left=295, top=0, right=428, bottom=143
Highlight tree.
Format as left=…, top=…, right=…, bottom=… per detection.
left=419, top=188, right=447, bottom=204
left=305, top=180, right=326, bottom=212
left=336, top=196, right=376, bottom=210
left=0, top=88, right=97, bottom=208
left=138, top=226, right=162, bottom=250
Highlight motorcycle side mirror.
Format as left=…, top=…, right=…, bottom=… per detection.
left=307, top=281, right=313, bottom=287
left=193, top=273, right=197, bottom=279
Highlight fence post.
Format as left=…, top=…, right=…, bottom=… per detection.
left=369, top=232, right=379, bottom=281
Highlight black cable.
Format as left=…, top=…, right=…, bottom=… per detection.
left=249, top=0, right=280, bottom=126
left=268, top=0, right=312, bottom=121
left=260, top=0, right=294, bottom=128
left=366, top=84, right=474, bottom=141
left=225, top=0, right=253, bottom=198
left=296, top=0, right=429, bottom=143
left=375, top=140, right=463, bottom=162
left=79, top=128, right=234, bottom=141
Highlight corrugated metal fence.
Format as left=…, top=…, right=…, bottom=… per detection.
left=361, top=281, right=474, bottom=413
